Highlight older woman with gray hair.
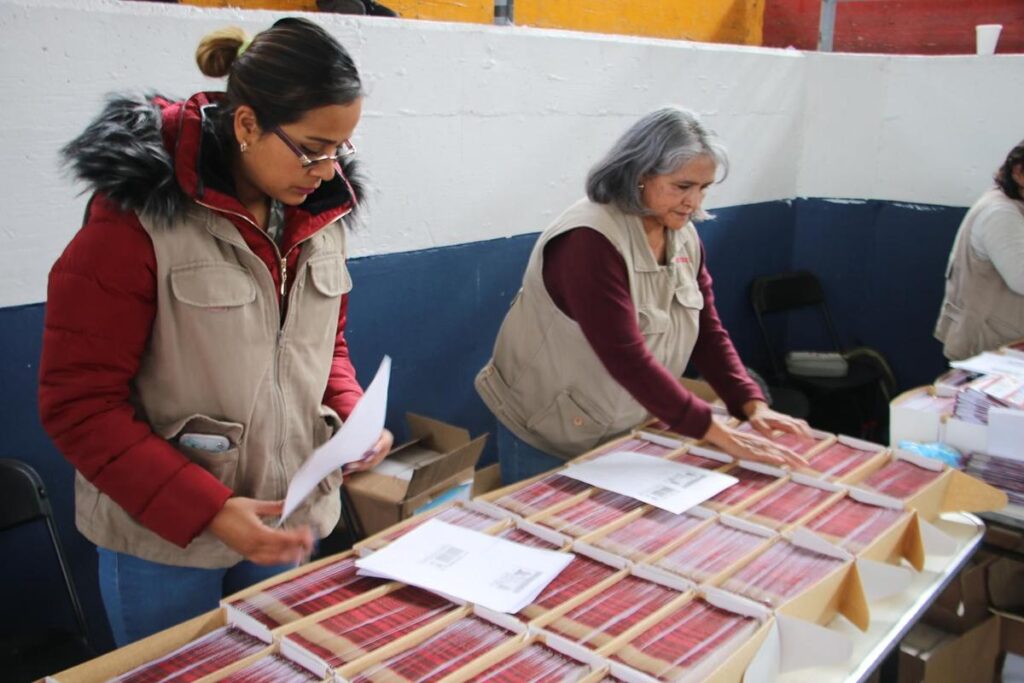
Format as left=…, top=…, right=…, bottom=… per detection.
left=477, top=106, right=811, bottom=484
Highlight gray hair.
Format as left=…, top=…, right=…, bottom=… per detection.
left=586, top=106, right=728, bottom=219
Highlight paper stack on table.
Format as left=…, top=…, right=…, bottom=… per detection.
left=355, top=520, right=574, bottom=613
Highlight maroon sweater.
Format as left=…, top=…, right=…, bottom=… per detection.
left=542, top=227, right=764, bottom=439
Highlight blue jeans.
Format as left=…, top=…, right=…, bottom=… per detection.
left=97, top=547, right=293, bottom=647
left=497, top=424, right=565, bottom=486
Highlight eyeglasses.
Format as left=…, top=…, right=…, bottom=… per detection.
left=272, top=126, right=356, bottom=168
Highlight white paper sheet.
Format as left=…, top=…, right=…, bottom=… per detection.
left=280, top=356, right=391, bottom=523
left=355, top=519, right=575, bottom=613
left=988, top=407, right=1024, bottom=460
left=951, top=351, right=1024, bottom=378
left=560, top=451, right=738, bottom=514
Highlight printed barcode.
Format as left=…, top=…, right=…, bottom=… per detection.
left=422, top=544, right=467, bottom=569
left=492, top=568, right=541, bottom=593
left=667, top=471, right=701, bottom=489
left=648, top=486, right=676, bottom=500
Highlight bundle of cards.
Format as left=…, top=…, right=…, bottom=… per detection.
left=362, top=503, right=505, bottom=549
left=704, top=467, right=780, bottom=509
left=739, top=479, right=838, bottom=529
left=719, top=541, right=846, bottom=607
left=587, top=433, right=682, bottom=460
left=804, top=496, right=909, bottom=553
left=218, top=653, right=322, bottom=682
left=964, top=452, right=1024, bottom=506
left=589, top=508, right=706, bottom=561
left=491, top=474, right=590, bottom=517
left=111, top=626, right=267, bottom=683
left=861, top=459, right=943, bottom=499
left=954, top=374, right=1024, bottom=425
left=536, top=490, right=645, bottom=537
left=805, top=437, right=885, bottom=479
left=519, top=555, right=620, bottom=619
left=466, top=641, right=593, bottom=682
left=653, top=520, right=770, bottom=584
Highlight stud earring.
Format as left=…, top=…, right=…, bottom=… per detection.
left=638, top=183, right=645, bottom=190
left=239, top=141, right=248, bottom=153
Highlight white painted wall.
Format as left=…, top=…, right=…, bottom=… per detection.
left=0, top=0, right=1021, bottom=307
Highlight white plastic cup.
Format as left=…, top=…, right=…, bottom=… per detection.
left=976, top=24, right=1003, bottom=55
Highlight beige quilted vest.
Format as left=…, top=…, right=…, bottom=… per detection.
left=476, top=198, right=704, bottom=459
left=75, top=206, right=352, bottom=567
left=935, top=189, right=1024, bottom=360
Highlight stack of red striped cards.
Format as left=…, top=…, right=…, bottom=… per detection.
left=703, top=464, right=783, bottom=511
left=735, top=422, right=834, bottom=457
left=668, top=444, right=733, bottom=470
left=489, top=473, right=591, bottom=517
left=805, top=492, right=911, bottom=555
left=738, top=475, right=842, bottom=530
left=805, top=436, right=887, bottom=480
left=859, top=455, right=943, bottom=499
left=518, top=550, right=625, bottom=620
left=535, top=489, right=645, bottom=537
left=279, top=585, right=459, bottom=672
left=494, top=520, right=567, bottom=550
left=356, top=501, right=506, bottom=551
left=217, top=652, right=322, bottom=682
left=651, top=517, right=775, bottom=584
left=110, top=626, right=268, bottom=683
left=223, top=553, right=388, bottom=640
left=536, top=569, right=689, bottom=650
left=719, top=538, right=849, bottom=607
left=583, top=432, right=685, bottom=461
left=461, top=635, right=603, bottom=682
left=586, top=507, right=709, bottom=562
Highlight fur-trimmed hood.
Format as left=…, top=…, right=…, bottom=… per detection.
left=61, top=92, right=363, bottom=228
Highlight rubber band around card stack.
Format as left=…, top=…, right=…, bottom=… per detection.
left=467, top=642, right=593, bottom=682
left=805, top=497, right=908, bottom=553
left=591, top=508, right=705, bottom=561
left=112, top=626, right=267, bottom=683
left=542, top=575, right=682, bottom=650
left=719, top=541, right=846, bottom=607
left=705, top=467, right=779, bottom=509
left=862, top=459, right=942, bottom=499
left=807, top=440, right=884, bottom=479
left=492, top=474, right=590, bottom=516
left=349, top=615, right=515, bottom=683
left=225, top=555, right=387, bottom=630
left=519, top=555, right=620, bottom=619
left=740, top=480, right=836, bottom=529
left=218, top=653, right=322, bottom=682
left=609, top=598, right=759, bottom=681
left=654, top=521, right=768, bottom=583
left=282, top=586, right=457, bottom=668
left=537, top=490, right=644, bottom=537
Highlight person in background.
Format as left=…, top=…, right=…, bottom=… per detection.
left=476, top=106, right=810, bottom=485
left=38, top=18, right=392, bottom=645
left=935, top=139, right=1024, bottom=360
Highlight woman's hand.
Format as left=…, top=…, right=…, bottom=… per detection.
left=208, top=497, right=315, bottom=565
left=343, top=428, right=394, bottom=474
left=742, top=400, right=812, bottom=439
left=702, top=418, right=808, bottom=469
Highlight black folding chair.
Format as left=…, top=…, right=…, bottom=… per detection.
left=0, top=459, right=94, bottom=681
left=750, top=270, right=896, bottom=441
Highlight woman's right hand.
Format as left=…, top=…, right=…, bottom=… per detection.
left=702, top=419, right=809, bottom=470
left=208, top=497, right=315, bottom=566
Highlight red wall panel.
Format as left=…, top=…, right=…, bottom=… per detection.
left=764, top=0, right=1023, bottom=54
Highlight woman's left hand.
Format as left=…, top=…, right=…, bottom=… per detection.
left=343, top=428, right=394, bottom=474
left=743, top=400, right=812, bottom=438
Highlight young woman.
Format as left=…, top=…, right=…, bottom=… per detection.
left=477, top=107, right=810, bottom=484
left=935, top=139, right=1024, bottom=360
left=39, top=18, right=392, bottom=645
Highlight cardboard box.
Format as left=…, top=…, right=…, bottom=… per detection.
left=898, top=615, right=1000, bottom=683
left=889, top=386, right=952, bottom=445
left=344, top=413, right=486, bottom=536
left=922, top=552, right=994, bottom=634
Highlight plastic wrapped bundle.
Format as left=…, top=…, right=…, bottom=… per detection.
left=350, top=615, right=514, bottom=683
left=589, top=436, right=679, bottom=459
left=283, top=586, right=457, bottom=668
left=496, top=526, right=561, bottom=550
left=369, top=504, right=503, bottom=547
left=740, top=481, right=836, bottom=528
left=112, top=627, right=266, bottom=683
left=538, top=490, right=644, bottom=537
left=225, top=555, right=387, bottom=630
left=520, top=555, right=619, bottom=619
left=807, top=441, right=882, bottom=479
left=706, top=468, right=779, bottom=509
left=806, top=497, right=908, bottom=553
left=610, top=599, right=758, bottom=681
left=654, top=522, right=767, bottom=583
left=720, top=541, right=846, bottom=606
left=493, top=475, right=590, bottom=517
left=218, top=653, right=321, bottom=682
left=467, top=642, right=592, bottom=682
left=592, top=508, right=704, bottom=561
left=543, top=575, right=681, bottom=649
left=862, top=459, right=942, bottom=499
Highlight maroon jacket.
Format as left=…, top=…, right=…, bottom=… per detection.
left=39, top=92, right=364, bottom=547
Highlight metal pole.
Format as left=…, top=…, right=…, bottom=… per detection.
left=819, top=0, right=838, bottom=51
left=494, top=0, right=513, bottom=25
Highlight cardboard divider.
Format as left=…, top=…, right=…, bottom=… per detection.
left=437, top=629, right=608, bottom=682
left=889, top=385, right=951, bottom=445
left=773, top=536, right=870, bottom=632
left=48, top=609, right=234, bottom=683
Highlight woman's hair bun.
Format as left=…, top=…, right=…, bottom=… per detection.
left=196, top=26, right=249, bottom=78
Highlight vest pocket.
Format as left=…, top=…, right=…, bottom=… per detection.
left=309, top=255, right=353, bottom=297
left=161, top=414, right=244, bottom=489
left=527, top=390, right=611, bottom=454
left=673, top=285, right=704, bottom=310
left=638, top=306, right=671, bottom=335
left=170, top=263, right=256, bottom=307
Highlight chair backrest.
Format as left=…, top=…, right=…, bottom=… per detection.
left=0, top=458, right=50, bottom=531
left=749, top=270, right=844, bottom=381
left=0, top=459, right=91, bottom=646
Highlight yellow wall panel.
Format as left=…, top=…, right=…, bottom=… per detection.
left=515, top=0, right=764, bottom=46
left=384, top=0, right=493, bottom=24
left=181, top=0, right=319, bottom=11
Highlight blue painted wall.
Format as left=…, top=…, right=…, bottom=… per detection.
left=0, top=197, right=963, bottom=654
